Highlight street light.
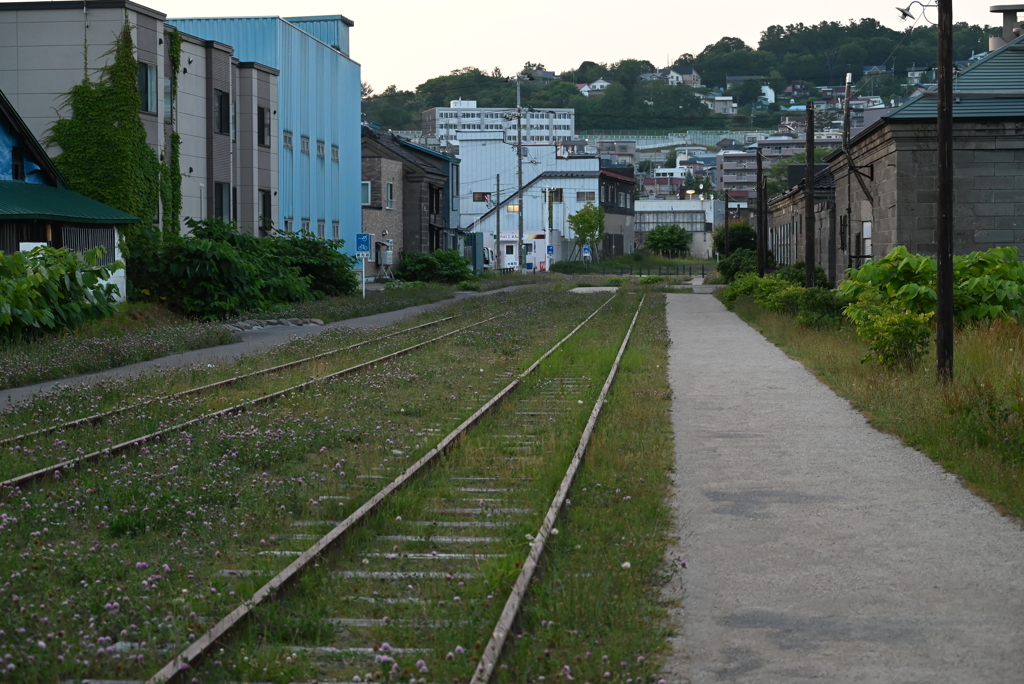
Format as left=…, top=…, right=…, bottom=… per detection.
left=897, top=1, right=937, bottom=24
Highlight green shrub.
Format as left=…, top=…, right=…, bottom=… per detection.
left=773, top=261, right=829, bottom=288
left=606, top=277, right=628, bottom=285
left=797, top=288, right=849, bottom=329
left=637, top=275, right=665, bottom=284
left=721, top=273, right=763, bottom=309
left=272, top=231, right=358, bottom=297
left=856, top=307, right=934, bottom=370
left=457, top=279, right=481, bottom=291
left=394, top=250, right=473, bottom=284
left=0, top=246, right=122, bottom=341
left=755, top=280, right=804, bottom=315
left=712, top=221, right=755, bottom=255
left=129, top=218, right=324, bottom=319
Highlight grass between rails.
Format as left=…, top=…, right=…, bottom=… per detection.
left=188, top=290, right=644, bottom=683
left=0, top=285, right=613, bottom=681
left=497, top=293, right=676, bottom=683
left=729, top=296, right=1024, bottom=521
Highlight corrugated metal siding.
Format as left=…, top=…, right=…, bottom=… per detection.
left=284, top=17, right=349, bottom=55
left=166, top=16, right=361, bottom=251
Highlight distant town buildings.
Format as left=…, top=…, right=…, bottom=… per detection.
left=421, top=100, right=575, bottom=152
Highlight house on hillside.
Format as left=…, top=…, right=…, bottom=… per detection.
left=0, top=88, right=138, bottom=298
left=641, top=66, right=702, bottom=88
left=588, top=78, right=612, bottom=94
left=825, top=33, right=1024, bottom=272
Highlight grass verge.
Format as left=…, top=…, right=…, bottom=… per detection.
left=244, top=284, right=458, bottom=324
left=729, top=295, right=1024, bottom=521
left=0, top=303, right=236, bottom=391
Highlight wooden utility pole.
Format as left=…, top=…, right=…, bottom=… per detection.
left=722, top=190, right=730, bottom=257
left=756, top=149, right=765, bottom=275
left=936, top=0, right=955, bottom=381
left=516, top=78, right=525, bottom=273
left=804, top=101, right=816, bottom=288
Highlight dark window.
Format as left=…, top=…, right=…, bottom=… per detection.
left=11, top=147, right=25, bottom=181
left=138, top=63, right=156, bottom=113
left=258, top=107, right=270, bottom=147
left=472, top=192, right=490, bottom=202
left=549, top=188, right=563, bottom=203
left=214, top=182, right=230, bottom=220
left=214, top=90, right=230, bottom=134
left=259, top=189, right=272, bottom=230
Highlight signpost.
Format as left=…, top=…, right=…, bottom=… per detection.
left=355, top=233, right=371, bottom=299
left=582, top=244, right=591, bottom=260
left=547, top=245, right=554, bottom=256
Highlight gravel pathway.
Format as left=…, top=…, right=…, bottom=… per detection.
left=662, top=293, right=1024, bottom=683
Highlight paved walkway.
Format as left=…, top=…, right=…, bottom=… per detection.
left=0, top=287, right=520, bottom=409
left=662, top=293, right=1024, bottom=683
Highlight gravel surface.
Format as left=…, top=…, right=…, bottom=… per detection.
left=662, top=293, right=1024, bottom=683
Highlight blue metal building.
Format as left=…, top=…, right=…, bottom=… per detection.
left=168, top=15, right=362, bottom=250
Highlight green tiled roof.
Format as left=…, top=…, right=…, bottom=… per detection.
left=0, top=181, right=139, bottom=224
left=886, top=35, right=1024, bottom=120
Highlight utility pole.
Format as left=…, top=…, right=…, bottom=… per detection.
left=843, top=74, right=853, bottom=274
left=722, top=189, right=730, bottom=257
left=756, top=149, right=765, bottom=275
left=804, top=100, right=816, bottom=288
left=495, top=174, right=501, bottom=269
left=936, top=0, right=954, bottom=381
left=516, top=77, right=525, bottom=273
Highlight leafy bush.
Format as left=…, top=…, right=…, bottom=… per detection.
left=856, top=307, right=934, bottom=370
left=0, top=246, right=122, bottom=341
left=721, top=273, right=763, bottom=309
left=393, top=249, right=473, bottom=284
left=129, top=218, right=345, bottom=319
left=645, top=224, right=692, bottom=257
left=272, top=231, right=358, bottom=297
left=797, top=288, right=849, bottom=329
left=840, top=246, right=1024, bottom=326
left=637, top=275, right=666, bottom=284
left=773, top=261, right=829, bottom=288
left=755, top=279, right=804, bottom=315
left=457, top=279, right=481, bottom=291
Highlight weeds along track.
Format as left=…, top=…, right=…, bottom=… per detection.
left=144, top=294, right=643, bottom=684
left=0, top=287, right=627, bottom=682
left=0, top=314, right=500, bottom=492
left=0, top=315, right=459, bottom=449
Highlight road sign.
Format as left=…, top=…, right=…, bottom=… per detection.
left=547, top=245, right=554, bottom=255
left=582, top=245, right=592, bottom=258
left=355, top=233, right=371, bottom=254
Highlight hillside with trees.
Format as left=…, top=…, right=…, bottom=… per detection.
left=361, top=18, right=995, bottom=132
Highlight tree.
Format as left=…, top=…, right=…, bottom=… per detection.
left=731, top=78, right=764, bottom=106
left=713, top=221, right=756, bottom=256
left=568, top=203, right=605, bottom=258
left=764, top=149, right=831, bottom=198
left=664, top=149, right=677, bottom=168
left=645, top=224, right=692, bottom=258
left=360, top=81, right=374, bottom=98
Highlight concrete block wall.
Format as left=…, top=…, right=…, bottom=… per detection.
left=360, top=157, right=403, bottom=278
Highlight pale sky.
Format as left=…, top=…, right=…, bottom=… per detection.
left=36, top=0, right=1009, bottom=91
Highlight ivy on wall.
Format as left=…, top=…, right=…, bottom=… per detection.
left=47, top=16, right=160, bottom=245
left=160, top=28, right=183, bottom=238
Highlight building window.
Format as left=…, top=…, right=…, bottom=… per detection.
left=331, top=145, right=339, bottom=162
left=549, top=188, right=563, bottom=203
left=317, top=219, right=325, bottom=239
left=284, top=218, right=293, bottom=233
left=472, top=192, right=490, bottom=202
left=301, top=219, right=310, bottom=233
left=600, top=185, right=607, bottom=202
left=258, top=107, right=270, bottom=147
left=316, top=140, right=325, bottom=158
left=505, top=245, right=514, bottom=255
left=214, top=89, right=230, bottom=134
left=163, top=77, right=173, bottom=120
left=385, top=182, right=395, bottom=210
left=11, top=147, right=25, bottom=181
left=301, top=136, right=310, bottom=154
left=139, top=63, right=157, bottom=113
left=361, top=181, right=371, bottom=206
left=214, top=182, right=231, bottom=220
left=332, top=221, right=339, bottom=240
left=284, top=131, right=293, bottom=149
left=577, top=191, right=595, bottom=202
left=258, top=189, right=271, bottom=231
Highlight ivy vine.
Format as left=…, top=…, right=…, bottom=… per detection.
left=160, top=28, right=183, bottom=238
left=47, top=15, right=160, bottom=246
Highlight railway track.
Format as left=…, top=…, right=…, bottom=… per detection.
left=0, top=313, right=502, bottom=494
left=145, top=293, right=643, bottom=684
left=0, top=315, right=459, bottom=449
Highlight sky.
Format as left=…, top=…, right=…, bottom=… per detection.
left=39, top=0, right=1007, bottom=91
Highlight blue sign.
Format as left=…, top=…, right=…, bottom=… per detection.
left=582, top=245, right=592, bottom=258
left=547, top=245, right=554, bottom=255
left=355, top=233, right=371, bottom=254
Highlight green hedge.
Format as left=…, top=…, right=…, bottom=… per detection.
left=393, top=249, right=473, bottom=284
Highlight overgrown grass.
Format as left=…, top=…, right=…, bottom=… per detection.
left=0, top=303, right=237, bottom=390
left=729, top=296, right=1024, bottom=521
left=0, top=284, right=625, bottom=681
left=250, top=284, right=458, bottom=324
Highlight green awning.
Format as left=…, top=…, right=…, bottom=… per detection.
left=0, top=180, right=139, bottom=225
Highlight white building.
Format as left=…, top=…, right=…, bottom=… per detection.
left=421, top=100, right=575, bottom=152
left=458, top=130, right=635, bottom=268
left=634, top=198, right=724, bottom=258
